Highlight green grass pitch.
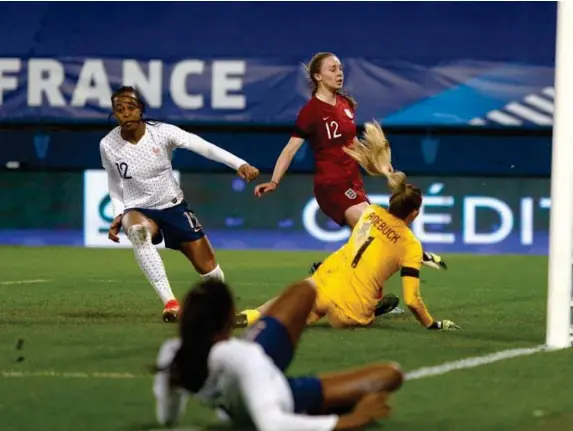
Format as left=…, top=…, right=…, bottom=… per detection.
left=0, top=246, right=572, bottom=430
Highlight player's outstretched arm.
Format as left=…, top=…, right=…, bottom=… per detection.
left=401, top=273, right=434, bottom=327
left=153, top=339, right=189, bottom=426
left=254, top=137, right=304, bottom=197
left=401, top=240, right=460, bottom=330
left=333, top=392, right=392, bottom=430
left=246, top=400, right=389, bottom=431
left=401, top=275, right=461, bottom=331
left=235, top=354, right=388, bottom=431
left=167, top=124, right=259, bottom=182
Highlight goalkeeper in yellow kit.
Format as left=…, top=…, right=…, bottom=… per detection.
left=238, top=121, right=460, bottom=331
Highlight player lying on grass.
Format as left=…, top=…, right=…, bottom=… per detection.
left=153, top=280, right=404, bottom=430
left=237, top=124, right=460, bottom=331
left=101, top=86, right=259, bottom=323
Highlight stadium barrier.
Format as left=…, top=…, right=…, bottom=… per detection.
left=0, top=171, right=550, bottom=254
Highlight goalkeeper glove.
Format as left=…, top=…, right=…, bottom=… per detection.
left=428, top=320, right=462, bottom=330
left=422, top=251, right=448, bottom=270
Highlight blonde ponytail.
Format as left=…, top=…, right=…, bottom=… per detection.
left=343, top=120, right=407, bottom=194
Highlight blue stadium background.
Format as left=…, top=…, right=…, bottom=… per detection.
left=0, top=2, right=556, bottom=254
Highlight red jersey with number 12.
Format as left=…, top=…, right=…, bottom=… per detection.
left=291, top=94, right=362, bottom=186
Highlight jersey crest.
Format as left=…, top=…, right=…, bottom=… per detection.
left=344, top=188, right=357, bottom=199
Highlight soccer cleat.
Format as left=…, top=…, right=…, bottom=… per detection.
left=374, top=293, right=401, bottom=316
left=162, top=299, right=180, bottom=323
left=234, top=309, right=261, bottom=329
left=309, top=261, right=323, bottom=274
left=422, top=252, right=448, bottom=271
left=389, top=306, right=405, bottom=315
left=234, top=312, right=249, bottom=329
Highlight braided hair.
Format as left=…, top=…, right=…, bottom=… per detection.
left=167, top=281, right=235, bottom=393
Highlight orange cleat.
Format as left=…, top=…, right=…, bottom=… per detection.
left=162, top=299, right=180, bottom=323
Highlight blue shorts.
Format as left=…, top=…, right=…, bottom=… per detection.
left=243, top=316, right=324, bottom=415
left=124, top=201, right=205, bottom=250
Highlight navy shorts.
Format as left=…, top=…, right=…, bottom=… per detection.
left=124, top=201, right=205, bottom=250
left=243, top=316, right=324, bottom=415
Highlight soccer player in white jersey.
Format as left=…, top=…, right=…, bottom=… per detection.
left=100, top=86, right=259, bottom=322
left=153, top=279, right=404, bottom=430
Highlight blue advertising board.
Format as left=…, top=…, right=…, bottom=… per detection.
left=0, top=172, right=552, bottom=256
left=0, top=2, right=557, bottom=127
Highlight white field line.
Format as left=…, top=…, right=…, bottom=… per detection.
left=1, top=371, right=144, bottom=379
left=0, top=279, right=52, bottom=285
left=405, top=344, right=550, bottom=380
left=1, top=344, right=561, bottom=381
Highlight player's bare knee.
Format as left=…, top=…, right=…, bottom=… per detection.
left=293, top=280, right=318, bottom=318
left=371, top=363, right=404, bottom=392
left=299, top=279, right=318, bottom=301
left=127, top=224, right=151, bottom=244
left=386, top=362, right=404, bottom=391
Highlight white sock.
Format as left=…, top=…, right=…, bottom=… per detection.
left=127, top=224, right=176, bottom=305
left=200, top=265, right=225, bottom=283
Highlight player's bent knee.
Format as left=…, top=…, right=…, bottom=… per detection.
left=127, top=224, right=152, bottom=244
left=385, top=362, right=404, bottom=391
left=200, top=265, right=225, bottom=283
left=264, top=279, right=318, bottom=327
left=370, top=363, right=404, bottom=392
left=302, top=278, right=318, bottom=298
left=293, top=280, right=318, bottom=310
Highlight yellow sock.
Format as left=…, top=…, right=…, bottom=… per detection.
left=242, top=309, right=262, bottom=326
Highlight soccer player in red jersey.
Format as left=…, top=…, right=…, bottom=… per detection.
left=254, top=52, right=446, bottom=275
